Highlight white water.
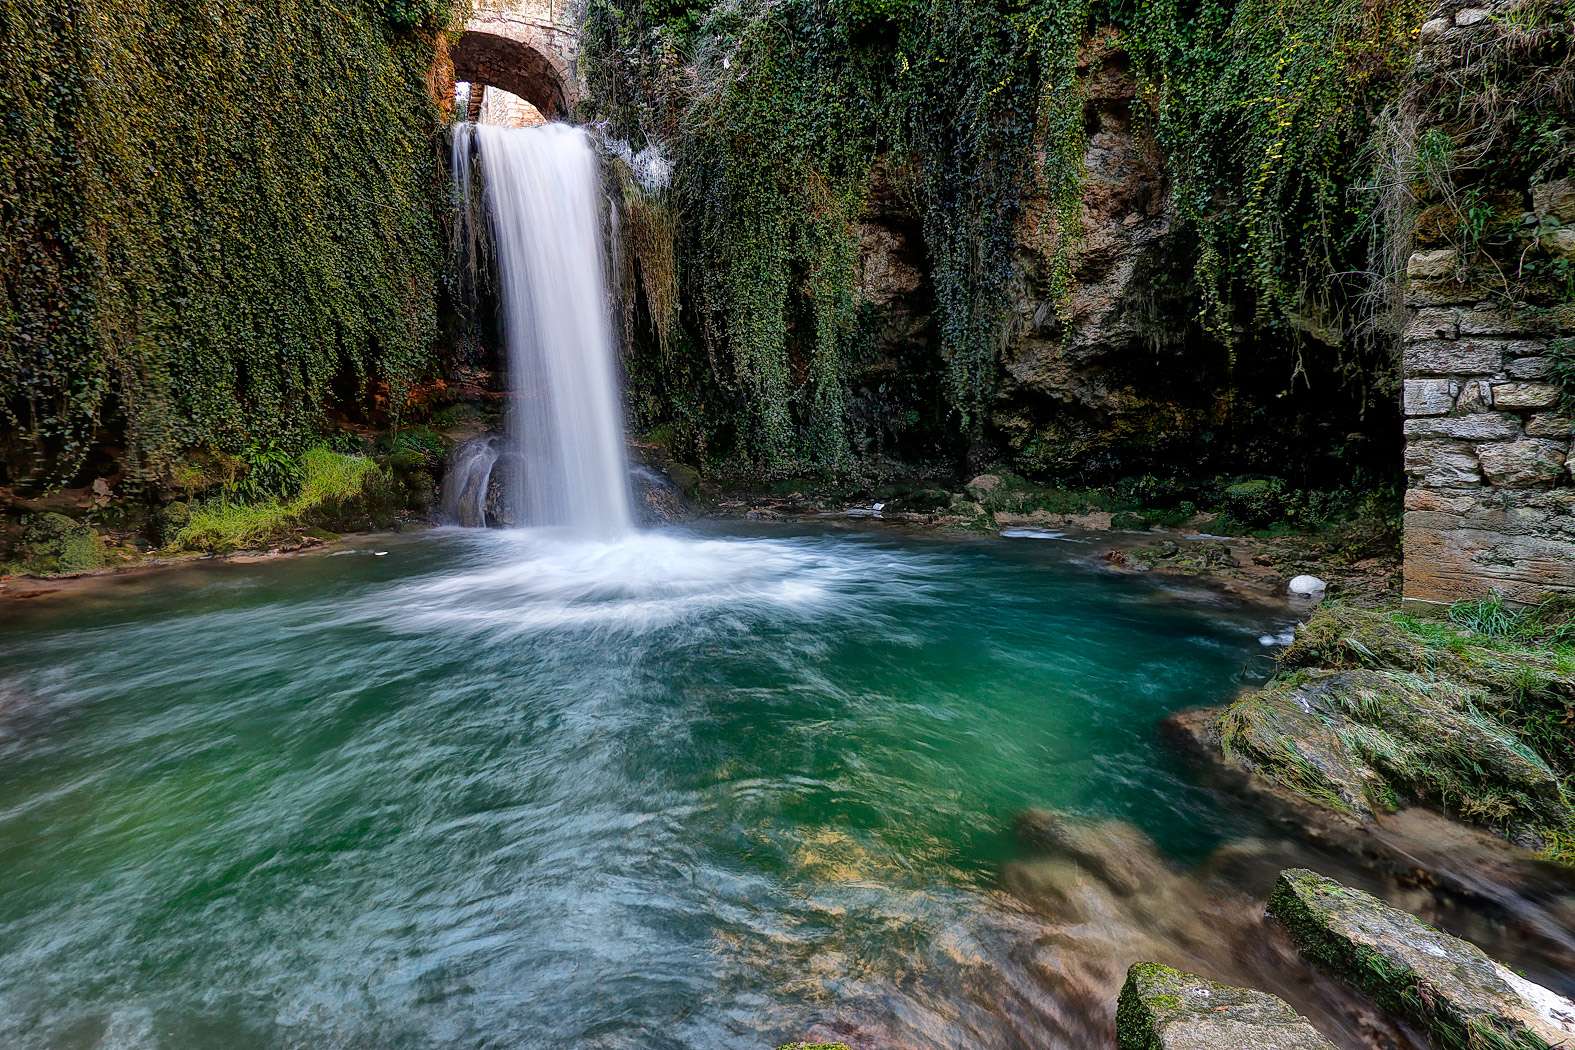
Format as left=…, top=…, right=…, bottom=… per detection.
left=461, top=122, right=634, bottom=535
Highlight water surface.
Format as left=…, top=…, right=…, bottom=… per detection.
left=0, top=524, right=1321, bottom=1047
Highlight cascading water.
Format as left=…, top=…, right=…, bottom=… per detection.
left=450, top=122, right=633, bottom=535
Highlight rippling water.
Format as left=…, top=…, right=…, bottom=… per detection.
left=0, top=524, right=1557, bottom=1049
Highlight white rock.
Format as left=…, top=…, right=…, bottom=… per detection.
left=1288, top=575, right=1327, bottom=598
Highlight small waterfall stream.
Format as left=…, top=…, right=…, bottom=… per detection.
left=448, top=122, right=634, bottom=535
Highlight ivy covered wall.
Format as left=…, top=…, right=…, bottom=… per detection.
left=0, top=0, right=455, bottom=491
left=587, top=0, right=1440, bottom=482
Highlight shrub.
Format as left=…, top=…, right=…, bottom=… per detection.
left=175, top=448, right=380, bottom=553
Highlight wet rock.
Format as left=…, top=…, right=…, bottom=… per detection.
left=484, top=452, right=526, bottom=527
left=1219, top=667, right=1569, bottom=839
left=1115, top=962, right=1337, bottom=1050
left=1269, top=869, right=1575, bottom=1049
left=630, top=463, right=691, bottom=525
left=965, top=474, right=1002, bottom=501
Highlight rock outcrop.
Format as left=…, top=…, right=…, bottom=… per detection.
left=1269, top=869, right=1575, bottom=1050
left=1115, top=962, right=1337, bottom=1050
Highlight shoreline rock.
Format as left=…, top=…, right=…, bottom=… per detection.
left=1269, top=869, right=1575, bottom=1050
left=1115, top=962, right=1337, bottom=1050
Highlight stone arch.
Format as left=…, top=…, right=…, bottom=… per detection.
left=452, top=10, right=578, bottom=121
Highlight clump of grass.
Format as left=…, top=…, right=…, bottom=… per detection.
left=1225, top=602, right=1575, bottom=860
left=175, top=448, right=379, bottom=553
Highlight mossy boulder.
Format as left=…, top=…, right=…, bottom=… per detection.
left=1221, top=478, right=1290, bottom=527
left=1115, top=962, right=1337, bottom=1050
left=1221, top=667, right=1569, bottom=844
left=13, top=513, right=108, bottom=575
left=1268, top=869, right=1575, bottom=1049
left=1216, top=603, right=1574, bottom=855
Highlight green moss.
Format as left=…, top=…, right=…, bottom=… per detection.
left=1224, top=604, right=1575, bottom=854
left=174, top=448, right=382, bottom=553
left=13, top=512, right=109, bottom=575
left=1269, top=869, right=1562, bottom=1050
left=0, top=0, right=450, bottom=487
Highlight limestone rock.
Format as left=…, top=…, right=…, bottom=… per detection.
left=1525, top=413, right=1572, bottom=438
left=1491, top=382, right=1560, bottom=410
left=1402, top=378, right=1456, bottom=416
left=1507, top=356, right=1552, bottom=380
left=965, top=474, right=1002, bottom=500
left=1219, top=667, right=1568, bottom=830
left=1476, top=439, right=1566, bottom=486
left=1403, top=338, right=1507, bottom=375
left=1454, top=6, right=1490, bottom=24
left=1532, top=178, right=1575, bottom=223
left=1405, top=248, right=1457, bottom=279
left=1269, top=869, right=1575, bottom=1050
left=1418, top=15, right=1451, bottom=39
left=1115, top=962, right=1337, bottom=1050
left=1403, top=413, right=1520, bottom=441
left=1404, top=439, right=1481, bottom=486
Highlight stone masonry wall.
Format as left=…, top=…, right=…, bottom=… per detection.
left=1400, top=1, right=1575, bottom=606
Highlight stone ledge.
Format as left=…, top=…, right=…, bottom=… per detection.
left=1268, top=869, right=1575, bottom=1050
left=1115, top=962, right=1336, bottom=1050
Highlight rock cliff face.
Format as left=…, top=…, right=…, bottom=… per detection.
left=995, top=33, right=1216, bottom=477
left=847, top=29, right=1385, bottom=483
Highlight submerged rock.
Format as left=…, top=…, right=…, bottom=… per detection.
left=1115, top=962, right=1337, bottom=1050
left=1269, top=868, right=1575, bottom=1049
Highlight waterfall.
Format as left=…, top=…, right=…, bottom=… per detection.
left=451, top=122, right=634, bottom=535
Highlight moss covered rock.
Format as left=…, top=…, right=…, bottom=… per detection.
left=1215, top=604, right=1574, bottom=855
left=1268, top=868, right=1575, bottom=1049
left=13, top=513, right=108, bottom=575
left=1115, top=962, right=1336, bottom=1050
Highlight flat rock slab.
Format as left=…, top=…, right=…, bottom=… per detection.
left=1115, top=962, right=1337, bottom=1050
left=1269, top=868, right=1575, bottom=1049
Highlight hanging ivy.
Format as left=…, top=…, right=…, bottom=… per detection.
left=0, top=0, right=453, bottom=489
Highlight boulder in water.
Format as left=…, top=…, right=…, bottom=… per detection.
left=630, top=464, right=691, bottom=525
left=1269, top=868, right=1575, bottom=1048
left=1116, top=962, right=1338, bottom=1050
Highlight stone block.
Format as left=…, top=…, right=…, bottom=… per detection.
left=1456, top=306, right=1538, bottom=337
left=1403, top=413, right=1520, bottom=441
left=1532, top=177, right=1575, bottom=223
left=1115, top=962, right=1337, bottom=1050
left=1404, top=439, right=1481, bottom=486
left=1402, top=339, right=1507, bottom=375
left=1525, top=413, right=1572, bottom=438
left=1269, top=869, right=1575, bottom=1048
left=1456, top=379, right=1494, bottom=412
left=1405, top=248, right=1457, bottom=279
left=1491, top=382, right=1560, bottom=410
left=1404, top=308, right=1460, bottom=342
left=1402, top=378, right=1457, bottom=416
left=1477, top=438, right=1566, bottom=486
left=1506, top=356, right=1551, bottom=379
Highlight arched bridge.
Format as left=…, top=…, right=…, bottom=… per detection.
left=452, top=0, right=581, bottom=121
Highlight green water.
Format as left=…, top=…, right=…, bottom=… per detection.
left=0, top=523, right=1291, bottom=1048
